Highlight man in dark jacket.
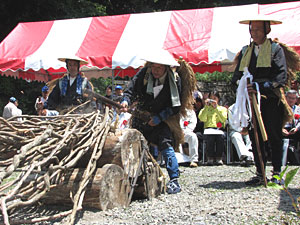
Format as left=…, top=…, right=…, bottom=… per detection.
left=232, top=15, right=287, bottom=185
left=47, top=56, right=92, bottom=111
left=120, top=49, right=182, bottom=194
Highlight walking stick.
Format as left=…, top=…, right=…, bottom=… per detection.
left=247, top=78, right=268, bottom=187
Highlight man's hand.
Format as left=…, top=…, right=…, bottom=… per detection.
left=240, top=127, right=249, bottom=135
left=282, top=128, right=289, bottom=136
left=205, top=99, right=217, bottom=108
left=148, top=118, right=157, bottom=127
left=247, top=83, right=257, bottom=96
left=289, top=127, right=298, bottom=135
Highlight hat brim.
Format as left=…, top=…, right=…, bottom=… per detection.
left=58, top=56, right=89, bottom=65
left=239, top=15, right=282, bottom=25
left=140, top=49, right=180, bottom=67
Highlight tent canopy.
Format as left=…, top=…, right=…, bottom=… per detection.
left=0, top=1, right=300, bottom=82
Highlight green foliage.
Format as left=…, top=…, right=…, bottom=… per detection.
left=268, top=166, right=300, bottom=217
left=0, top=0, right=107, bottom=42
left=0, top=76, right=44, bottom=115
left=296, top=71, right=300, bottom=84
left=90, top=77, right=112, bottom=95
left=195, top=71, right=233, bottom=83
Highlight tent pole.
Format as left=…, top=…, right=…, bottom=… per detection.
left=112, top=69, right=115, bottom=95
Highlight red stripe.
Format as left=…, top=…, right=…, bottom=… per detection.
left=259, top=2, right=300, bottom=47
left=77, top=15, right=130, bottom=68
left=192, top=63, right=222, bottom=74
left=0, top=21, right=54, bottom=71
left=163, top=8, right=214, bottom=64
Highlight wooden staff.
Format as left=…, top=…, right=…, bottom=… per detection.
left=252, top=94, right=268, bottom=142
left=84, top=89, right=151, bottom=122
left=247, top=78, right=268, bottom=187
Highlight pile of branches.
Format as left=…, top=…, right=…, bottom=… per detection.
left=0, top=107, right=114, bottom=225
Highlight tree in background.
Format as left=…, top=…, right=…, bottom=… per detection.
left=0, top=76, right=44, bottom=115
left=103, top=0, right=293, bottom=16
left=0, top=0, right=106, bottom=42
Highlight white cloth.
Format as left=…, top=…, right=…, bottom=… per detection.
left=231, top=68, right=252, bottom=129
left=118, top=112, right=132, bottom=130
left=228, top=104, right=253, bottom=160
left=179, top=109, right=198, bottom=162
left=2, top=102, right=22, bottom=121
left=45, top=110, right=59, bottom=117
left=69, top=76, right=76, bottom=86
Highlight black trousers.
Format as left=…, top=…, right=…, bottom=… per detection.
left=205, top=134, right=226, bottom=158
left=249, top=96, right=284, bottom=174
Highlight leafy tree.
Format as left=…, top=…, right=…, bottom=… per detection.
left=100, top=0, right=299, bottom=15
left=0, top=0, right=106, bottom=42
left=90, top=77, right=112, bottom=95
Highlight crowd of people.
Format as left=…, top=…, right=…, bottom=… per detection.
left=2, top=15, right=300, bottom=194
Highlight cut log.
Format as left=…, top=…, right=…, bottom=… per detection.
left=132, top=161, right=165, bottom=200
left=76, top=129, right=143, bottom=177
left=40, top=164, right=130, bottom=210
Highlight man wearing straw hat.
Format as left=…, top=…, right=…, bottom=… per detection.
left=46, top=56, right=93, bottom=111
left=120, top=49, right=182, bottom=194
left=231, top=15, right=288, bottom=186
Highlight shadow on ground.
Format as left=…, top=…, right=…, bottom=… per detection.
left=198, top=180, right=246, bottom=190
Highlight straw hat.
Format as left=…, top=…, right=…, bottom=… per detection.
left=140, top=48, right=179, bottom=67
left=239, top=15, right=282, bottom=25
left=58, top=56, right=88, bottom=65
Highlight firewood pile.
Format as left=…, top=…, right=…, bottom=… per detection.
left=0, top=107, right=165, bottom=225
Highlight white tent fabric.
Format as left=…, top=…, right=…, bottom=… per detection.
left=0, top=1, right=299, bottom=81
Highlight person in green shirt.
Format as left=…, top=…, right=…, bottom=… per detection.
left=198, top=91, right=228, bottom=165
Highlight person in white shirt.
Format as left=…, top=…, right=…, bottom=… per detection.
left=2, top=97, right=22, bottom=121
left=282, top=90, right=300, bottom=165
left=228, top=104, right=254, bottom=164
left=180, top=108, right=199, bottom=167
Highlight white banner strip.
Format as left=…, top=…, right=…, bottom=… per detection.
left=112, top=11, right=172, bottom=69
left=208, top=4, right=258, bottom=63
left=25, top=17, right=92, bottom=71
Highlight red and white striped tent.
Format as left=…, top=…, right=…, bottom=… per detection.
left=0, top=1, right=300, bottom=82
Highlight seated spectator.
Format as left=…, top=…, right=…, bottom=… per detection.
left=198, top=91, right=227, bottom=165
left=35, top=85, right=49, bottom=115
left=282, top=90, right=300, bottom=165
left=105, top=85, right=113, bottom=99
left=2, top=97, right=22, bottom=121
left=228, top=103, right=254, bottom=164
left=193, top=91, right=205, bottom=161
left=179, top=108, right=199, bottom=167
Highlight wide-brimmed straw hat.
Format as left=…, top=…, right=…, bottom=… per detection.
left=239, top=15, right=282, bottom=25
left=140, top=48, right=179, bottom=67
left=58, top=56, right=89, bottom=65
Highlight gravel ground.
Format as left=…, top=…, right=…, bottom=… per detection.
left=4, top=164, right=300, bottom=225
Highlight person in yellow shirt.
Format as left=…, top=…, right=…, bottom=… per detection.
left=198, top=91, right=228, bottom=165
